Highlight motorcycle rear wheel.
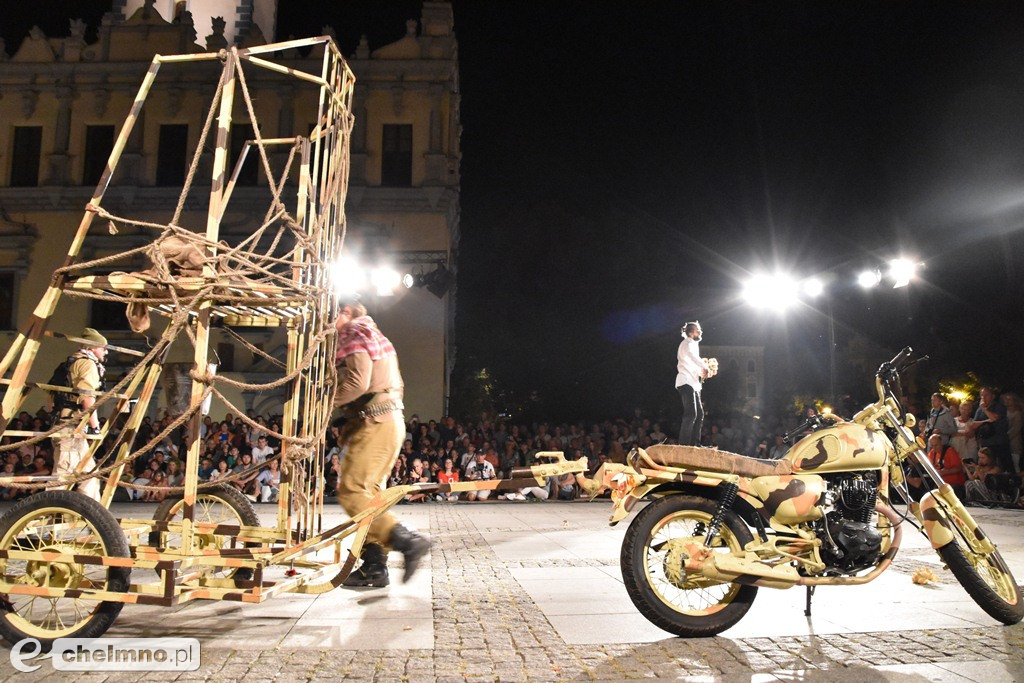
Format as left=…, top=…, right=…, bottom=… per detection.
left=937, top=518, right=1023, bottom=625
left=621, top=494, right=757, bottom=637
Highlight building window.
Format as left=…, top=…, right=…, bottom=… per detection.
left=747, top=382, right=758, bottom=398
left=230, top=125, right=258, bottom=186
left=156, top=124, right=188, bottom=186
left=381, top=124, right=412, bottom=186
left=747, top=359, right=756, bottom=373
left=83, top=125, right=115, bottom=187
left=90, top=272, right=131, bottom=331
left=0, top=272, right=15, bottom=330
left=10, top=126, right=43, bottom=187
left=216, top=342, right=236, bottom=372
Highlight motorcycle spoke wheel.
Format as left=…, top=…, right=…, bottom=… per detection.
left=621, top=495, right=758, bottom=637
left=645, top=511, right=741, bottom=614
left=937, top=514, right=1023, bottom=625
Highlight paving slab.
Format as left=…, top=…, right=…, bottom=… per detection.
left=0, top=500, right=1022, bottom=680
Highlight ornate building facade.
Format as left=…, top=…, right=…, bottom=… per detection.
left=0, top=1, right=460, bottom=419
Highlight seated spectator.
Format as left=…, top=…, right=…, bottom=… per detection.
left=965, top=447, right=1002, bottom=504
left=325, top=453, right=342, bottom=497
left=404, top=458, right=430, bottom=503
left=29, top=455, right=50, bottom=476
left=209, top=459, right=231, bottom=482
left=436, top=457, right=460, bottom=502
left=555, top=471, right=577, bottom=500
left=464, top=451, right=496, bottom=501
left=522, top=476, right=553, bottom=500
left=142, top=471, right=170, bottom=503
left=0, top=462, right=19, bottom=500
left=231, top=453, right=259, bottom=498
left=251, top=436, right=274, bottom=465
left=165, top=459, right=184, bottom=487
left=257, top=459, right=281, bottom=502
left=132, top=467, right=153, bottom=501
left=198, top=457, right=215, bottom=481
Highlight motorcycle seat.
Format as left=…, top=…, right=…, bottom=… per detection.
left=639, top=444, right=795, bottom=478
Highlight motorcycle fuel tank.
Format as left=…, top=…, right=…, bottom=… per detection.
left=785, top=423, right=892, bottom=473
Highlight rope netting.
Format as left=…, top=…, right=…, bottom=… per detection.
left=0, top=44, right=353, bottom=509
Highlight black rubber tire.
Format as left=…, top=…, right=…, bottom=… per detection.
left=938, top=538, right=1024, bottom=625
left=0, top=490, right=131, bottom=649
left=621, top=495, right=758, bottom=637
left=149, top=484, right=259, bottom=581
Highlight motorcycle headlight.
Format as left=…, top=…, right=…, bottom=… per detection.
left=903, top=412, right=916, bottom=429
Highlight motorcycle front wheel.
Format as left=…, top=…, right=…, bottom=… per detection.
left=620, top=494, right=757, bottom=637
left=937, top=516, right=1024, bottom=624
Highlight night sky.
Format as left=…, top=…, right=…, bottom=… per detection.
left=5, top=2, right=1024, bottom=421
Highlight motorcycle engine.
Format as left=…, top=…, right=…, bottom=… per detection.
left=817, top=473, right=882, bottom=573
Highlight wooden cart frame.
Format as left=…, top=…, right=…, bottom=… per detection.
left=0, top=37, right=590, bottom=645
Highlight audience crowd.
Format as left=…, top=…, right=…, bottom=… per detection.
left=1, top=387, right=1022, bottom=507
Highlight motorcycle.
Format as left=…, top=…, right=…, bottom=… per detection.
left=577, top=347, right=1023, bottom=637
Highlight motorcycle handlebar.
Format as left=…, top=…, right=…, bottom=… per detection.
left=879, top=346, right=913, bottom=375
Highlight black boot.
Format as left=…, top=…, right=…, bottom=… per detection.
left=389, top=524, right=431, bottom=583
left=343, top=543, right=389, bottom=587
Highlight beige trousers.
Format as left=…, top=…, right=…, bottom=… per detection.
left=53, top=436, right=101, bottom=501
left=337, top=412, right=404, bottom=547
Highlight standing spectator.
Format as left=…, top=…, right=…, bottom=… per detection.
left=927, top=433, right=966, bottom=500
left=969, top=387, right=1012, bottom=473
left=675, top=321, right=710, bottom=446
left=952, top=402, right=978, bottom=464
left=1003, top=393, right=1023, bottom=473
left=922, top=393, right=957, bottom=445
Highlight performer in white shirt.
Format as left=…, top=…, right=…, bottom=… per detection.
left=675, top=321, right=710, bottom=446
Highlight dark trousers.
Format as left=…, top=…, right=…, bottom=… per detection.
left=677, top=384, right=704, bottom=446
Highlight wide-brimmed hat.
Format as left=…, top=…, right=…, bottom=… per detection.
left=81, top=327, right=108, bottom=346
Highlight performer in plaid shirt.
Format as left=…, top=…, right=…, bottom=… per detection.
left=334, top=300, right=430, bottom=588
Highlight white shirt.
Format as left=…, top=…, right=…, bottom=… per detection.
left=251, top=445, right=274, bottom=465
left=675, top=337, right=706, bottom=392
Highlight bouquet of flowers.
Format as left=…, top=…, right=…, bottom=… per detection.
left=703, top=357, right=719, bottom=380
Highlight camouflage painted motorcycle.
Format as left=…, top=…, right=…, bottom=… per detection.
left=579, top=347, right=1023, bottom=637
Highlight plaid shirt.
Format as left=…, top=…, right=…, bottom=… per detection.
left=335, top=316, right=396, bottom=363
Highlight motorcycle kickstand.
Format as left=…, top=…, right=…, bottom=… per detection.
left=804, top=585, right=815, bottom=617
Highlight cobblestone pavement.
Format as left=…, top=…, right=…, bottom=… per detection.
left=1, top=502, right=1023, bottom=681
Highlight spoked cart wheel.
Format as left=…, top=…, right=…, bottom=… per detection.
left=149, top=484, right=259, bottom=580
left=0, top=490, right=131, bottom=649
